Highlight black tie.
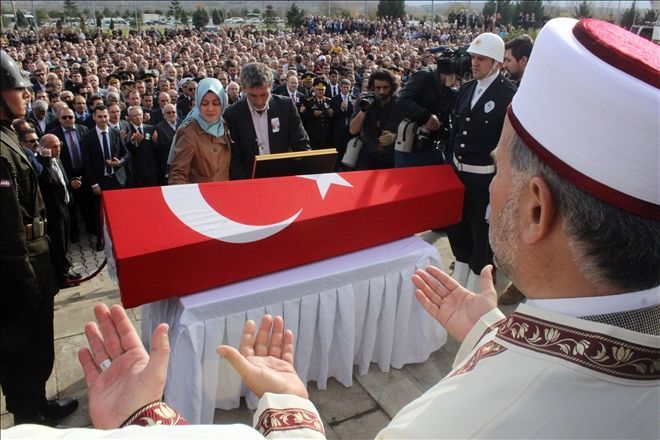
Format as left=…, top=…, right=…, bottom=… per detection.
left=138, top=126, right=143, bottom=135
left=102, top=131, right=112, bottom=175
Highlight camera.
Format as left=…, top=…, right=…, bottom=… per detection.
left=431, top=45, right=473, bottom=79
left=358, top=92, right=379, bottom=112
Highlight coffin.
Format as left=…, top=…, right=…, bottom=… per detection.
left=102, top=165, right=464, bottom=308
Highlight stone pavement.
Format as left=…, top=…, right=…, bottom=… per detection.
left=1, top=230, right=514, bottom=438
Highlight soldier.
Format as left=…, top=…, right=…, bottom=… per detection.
left=0, top=50, right=79, bottom=426
left=299, top=72, right=315, bottom=99
left=301, top=79, right=334, bottom=149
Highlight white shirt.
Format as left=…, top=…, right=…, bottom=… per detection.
left=470, top=70, right=499, bottom=109
left=248, top=100, right=271, bottom=156
left=95, top=126, right=113, bottom=176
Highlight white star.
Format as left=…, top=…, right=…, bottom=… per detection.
left=298, top=173, right=353, bottom=199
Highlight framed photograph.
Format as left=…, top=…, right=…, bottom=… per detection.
left=252, top=148, right=338, bottom=179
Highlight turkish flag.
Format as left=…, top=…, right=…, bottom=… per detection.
left=102, top=165, right=464, bottom=308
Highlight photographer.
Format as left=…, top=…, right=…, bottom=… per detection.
left=396, top=53, right=464, bottom=168
left=348, top=70, right=402, bottom=170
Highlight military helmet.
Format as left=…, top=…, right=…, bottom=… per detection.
left=467, top=33, right=505, bottom=63
left=1, top=50, right=32, bottom=91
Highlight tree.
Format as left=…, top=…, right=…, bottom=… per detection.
left=572, top=1, right=593, bottom=19
left=35, top=8, right=49, bottom=25
left=286, top=3, right=306, bottom=29
left=168, top=0, right=184, bottom=27
left=109, top=18, right=115, bottom=30
left=96, top=14, right=103, bottom=28
left=102, top=7, right=112, bottom=18
left=642, top=8, right=659, bottom=24
left=620, top=1, right=637, bottom=29
left=63, top=0, right=79, bottom=21
left=263, top=5, right=277, bottom=28
left=79, top=13, right=86, bottom=31
left=192, top=6, right=208, bottom=29
left=252, top=8, right=261, bottom=14
left=483, top=0, right=515, bottom=26
left=180, top=9, right=189, bottom=27
left=212, top=8, right=224, bottom=25
left=154, top=9, right=163, bottom=15
left=377, top=0, right=405, bottom=19
left=15, top=10, right=28, bottom=28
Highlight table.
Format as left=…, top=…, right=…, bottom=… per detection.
left=141, top=236, right=447, bottom=424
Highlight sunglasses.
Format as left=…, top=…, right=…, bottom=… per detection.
left=164, top=111, right=176, bottom=114
left=26, top=139, right=39, bottom=144
left=60, top=115, right=74, bottom=120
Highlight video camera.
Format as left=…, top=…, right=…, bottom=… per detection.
left=358, top=91, right=380, bottom=112
left=428, top=45, right=472, bottom=79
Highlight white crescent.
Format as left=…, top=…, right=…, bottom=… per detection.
left=162, top=184, right=302, bottom=244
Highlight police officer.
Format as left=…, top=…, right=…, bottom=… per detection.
left=301, top=79, right=334, bottom=149
left=0, top=50, right=79, bottom=425
left=396, top=57, right=459, bottom=167
left=447, top=34, right=517, bottom=292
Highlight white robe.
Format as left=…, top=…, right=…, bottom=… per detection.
left=377, top=303, right=660, bottom=439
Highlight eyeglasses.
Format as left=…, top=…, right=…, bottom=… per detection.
left=60, top=115, right=74, bottom=120
left=26, top=139, right=39, bottom=144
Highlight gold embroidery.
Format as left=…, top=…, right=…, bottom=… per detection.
left=256, top=407, right=325, bottom=436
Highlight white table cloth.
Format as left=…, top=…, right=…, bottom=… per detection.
left=141, top=236, right=447, bottom=424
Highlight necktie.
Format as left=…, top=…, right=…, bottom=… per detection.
left=138, top=126, right=143, bottom=135
left=333, top=85, right=338, bottom=97
left=102, top=131, right=112, bottom=175
left=68, top=129, right=81, bottom=168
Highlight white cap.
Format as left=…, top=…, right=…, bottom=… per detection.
left=467, top=32, right=505, bottom=63
left=509, top=18, right=660, bottom=220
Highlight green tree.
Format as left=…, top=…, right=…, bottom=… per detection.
left=15, top=10, right=28, bottom=28
left=286, top=3, right=306, bottom=29
left=168, top=0, right=184, bottom=27
left=192, top=6, right=208, bottom=29
left=154, top=9, right=163, bottom=15
left=572, top=1, right=593, bottom=19
left=79, top=13, right=86, bottom=31
left=252, top=8, right=261, bottom=14
left=339, top=8, right=352, bottom=18
left=377, top=0, right=405, bottom=19
left=180, top=9, right=189, bottom=27
left=642, top=8, right=659, bottom=24
left=63, top=0, right=79, bottom=21
left=35, top=8, right=49, bottom=25
left=483, top=0, right=515, bottom=25
left=263, top=5, right=277, bottom=28
left=102, top=7, right=112, bottom=18
left=620, top=1, right=637, bottom=29
left=96, top=14, right=103, bottom=28
left=109, top=18, right=115, bottom=30
left=212, top=8, right=224, bottom=25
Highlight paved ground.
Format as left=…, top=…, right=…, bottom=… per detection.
left=1, top=230, right=514, bottom=437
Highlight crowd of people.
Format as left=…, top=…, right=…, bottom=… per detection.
left=1, top=9, right=658, bottom=439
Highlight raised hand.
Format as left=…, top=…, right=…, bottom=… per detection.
left=413, top=265, right=498, bottom=342
left=217, top=315, right=308, bottom=399
left=78, top=304, right=170, bottom=429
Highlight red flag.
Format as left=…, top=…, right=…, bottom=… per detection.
left=103, top=166, right=464, bottom=308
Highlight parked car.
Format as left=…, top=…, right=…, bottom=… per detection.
left=246, top=18, right=262, bottom=25
left=224, top=17, right=244, bottom=24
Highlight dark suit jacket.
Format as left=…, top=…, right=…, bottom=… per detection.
left=81, top=127, right=130, bottom=190
left=223, top=94, right=310, bottom=180
left=325, top=82, right=341, bottom=99
left=126, top=123, right=159, bottom=187
left=27, top=111, right=57, bottom=138
left=150, top=107, right=165, bottom=126
left=155, top=120, right=176, bottom=185
left=277, top=88, right=306, bottom=113
left=330, top=94, right=354, bottom=150
left=450, top=74, right=516, bottom=166
left=47, top=123, right=89, bottom=179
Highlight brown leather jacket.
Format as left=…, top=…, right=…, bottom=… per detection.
left=168, top=119, right=230, bottom=184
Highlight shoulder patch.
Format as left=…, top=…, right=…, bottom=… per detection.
left=0, top=179, right=11, bottom=188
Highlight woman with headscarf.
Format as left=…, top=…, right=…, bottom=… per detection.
left=168, top=78, right=230, bottom=184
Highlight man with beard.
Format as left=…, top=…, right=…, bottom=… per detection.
left=381, top=18, right=659, bottom=438
left=502, top=35, right=534, bottom=87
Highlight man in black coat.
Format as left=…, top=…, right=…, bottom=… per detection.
left=47, top=106, right=92, bottom=244
left=125, top=105, right=159, bottom=188
left=154, top=103, right=177, bottom=186
left=330, top=79, right=355, bottom=164
left=223, top=63, right=310, bottom=180
left=446, top=33, right=517, bottom=292
left=81, top=105, right=130, bottom=250
left=36, top=134, right=81, bottom=286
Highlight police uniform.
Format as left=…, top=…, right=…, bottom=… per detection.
left=303, top=81, right=333, bottom=149
left=447, top=73, right=516, bottom=276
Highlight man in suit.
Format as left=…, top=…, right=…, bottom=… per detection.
left=154, top=103, right=177, bottom=185
left=107, top=102, right=131, bottom=136
left=125, top=105, right=159, bottom=188
left=330, top=78, right=354, bottom=164
left=224, top=62, right=310, bottom=180
left=47, top=106, right=91, bottom=244
left=447, top=33, right=517, bottom=292
left=36, top=134, right=81, bottom=286
left=26, top=99, right=53, bottom=138
left=277, top=73, right=305, bottom=114
left=81, top=104, right=130, bottom=250
left=149, top=92, right=171, bottom=126
left=301, top=79, right=333, bottom=149
left=324, top=69, right=341, bottom=99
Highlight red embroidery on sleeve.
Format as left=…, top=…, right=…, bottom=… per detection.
left=256, top=407, right=325, bottom=437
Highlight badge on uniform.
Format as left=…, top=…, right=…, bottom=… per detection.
left=271, top=117, right=280, bottom=133
left=484, top=100, right=495, bottom=113
left=0, top=179, right=11, bottom=188
left=145, top=132, right=151, bottom=140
